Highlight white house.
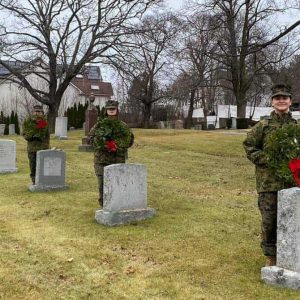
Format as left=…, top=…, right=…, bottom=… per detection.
left=0, top=61, right=113, bottom=120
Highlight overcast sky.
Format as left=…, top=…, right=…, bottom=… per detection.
left=165, top=0, right=184, bottom=10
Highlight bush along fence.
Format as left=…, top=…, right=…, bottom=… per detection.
left=0, top=111, right=20, bottom=135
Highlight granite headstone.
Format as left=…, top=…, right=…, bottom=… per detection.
left=0, top=124, right=5, bottom=136
left=29, top=150, right=68, bottom=192
left=0, top=139, right=18, bottom=173
left=95, top=164, right=156, bottom=226
left=261, top=187, right=300, bottom=290
left=54, top=117, right=68, bottom=140
left=9, top=124, right=15, bottom=135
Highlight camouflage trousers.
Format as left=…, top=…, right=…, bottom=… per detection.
left=258, top=192, right=278, bottom=257
left=94, top=163, right=109, bottom=207
left=27, top=151, right=37, bottom=184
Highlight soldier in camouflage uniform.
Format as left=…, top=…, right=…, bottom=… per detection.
left=22, top=105, right=50, bottom=184
left=243, top=84, right=296, bottom=267
left=88, top=100, right=134, bottom=207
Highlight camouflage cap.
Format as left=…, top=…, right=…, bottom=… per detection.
left=271, top=84, right=292, bottom=98
left=105, top=100, right=119, bottom=109
left=33, top=104, right=44, bottom=112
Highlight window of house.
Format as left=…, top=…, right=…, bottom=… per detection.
left=91, top=85, right=99, bottom=90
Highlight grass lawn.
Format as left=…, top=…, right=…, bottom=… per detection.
left=0, top=129, right=299, bottom=299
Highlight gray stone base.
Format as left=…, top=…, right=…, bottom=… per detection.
left=57, top=136, right=68, bottom=140
left=0, top=168, right=18, bottom=174
left=78, top=144, right=94, bottom=152
left=29, top=184, right=68, bottom=192
left=261, top=266, right=300, bottom=290
left=95, top=207, right=156, bottom=226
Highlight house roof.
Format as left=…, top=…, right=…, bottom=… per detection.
left=71, top=78, right=113, bottom=97
left=0, top=61, right=28, bottom=76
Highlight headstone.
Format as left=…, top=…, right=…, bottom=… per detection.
left=231, top=117, right=237, bottom=129
left=174, top=120, right=184, bottom=129
left=0, top=140, right=18, bottom=173
left=157, top=121, right=165, bottom=129
left=95, top=164, right=156, bottom=226
left=29, top=150, right=68, bottom=192
left=194, top=124, right=202, bottom=130
left=261, top=187, right=300, bottom=290
left=79, top=97, right=98, bottom=152
left=9, top=124, right=15, bottom=135
left=0, top=124, right=5, bottom=136
left=54, top=117, right=68, bottom=140
left=207, top=124, right=215, bottom=130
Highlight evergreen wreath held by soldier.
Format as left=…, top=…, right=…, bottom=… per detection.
left=22, top=105, right=50, bottom=184
left=88, top=100, right=134, bottom=207
left=243, top=83, right=297, bottom=267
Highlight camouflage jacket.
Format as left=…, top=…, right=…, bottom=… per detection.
left=243, top=111, right=297, bottom=193
left=22, top=116, right=50, bottom=152
left=89, top=117, right=134, bottom=164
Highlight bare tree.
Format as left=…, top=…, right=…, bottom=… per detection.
left=195, top=0, right=300, bottom=128
left=109, top=12, right=178, bottom=128
left=172, top=13, right=220, bottom=128
left=0, top=0, right=159, bottom=131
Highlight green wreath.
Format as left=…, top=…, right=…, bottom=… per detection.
left=93, top=118, right=131, bottom=152
left=23, top=115, right=49, bottom=139
left=264, top=123, right=300, bottom=185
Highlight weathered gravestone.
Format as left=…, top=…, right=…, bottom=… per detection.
left=0, top=124, right=5, bottom=136
left=95, top=164, right=156, bottom=226
left=0, top=139, right=18, bottom=173
left=29, top=150, right=68, bottom=192
left=261, top=187, right=300, bottom=290
left=55, top=117, right=68, bottom=140
left=9, top=124, right=15, bottom=135
left=231, top=117, right=237, bottom=129
left=174, top=119, right=184, bottom=129
left=156, top=121, right=165, bottom=129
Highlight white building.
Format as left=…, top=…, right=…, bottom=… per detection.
left=192, top=104, right=299, bottom=129
left=0, top=61, right=113, bottom=121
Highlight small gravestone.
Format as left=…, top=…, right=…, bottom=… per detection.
left=157, top=121, right=165, bottom=129
left=0, top=139, right=18, bottom=173
left=9, top=124, right=15, bottom=135
left=54, top=117, right=68, bottom=140
left=261, top=187, right=300, bottom=290
left=207, top=124, right=215, bottom=130
left=29, top=150, right=68, bottom=192
left=174, top=119, right=184, bottom=129
left=231, top=117, right=237, bottom=129
left=0, top=124, right=5, bottom=136
left=95, top=164, right=156, bottom=226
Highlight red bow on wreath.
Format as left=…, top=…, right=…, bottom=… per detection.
left=105, top=140, right=117, bottom=152
left=36, top=119, right=48, bottom=129
left=288, top=158, right=300, bottom=187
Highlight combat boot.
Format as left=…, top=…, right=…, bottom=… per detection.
left=265, top=256, right=276, bottom=267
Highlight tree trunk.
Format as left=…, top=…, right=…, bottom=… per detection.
left=47, top=103, right=60, bottom=133
left=185, top=89, right=196, bottom=129
left=143, top=103, right=152, bottom=128
left=236, top=94, right=248, bottom=129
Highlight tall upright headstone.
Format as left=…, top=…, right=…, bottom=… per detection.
left=9, top=124, right=15, bottom=135
left=78, top=94, right=98, bottom=152
left=29, top=150, right=68, bottom=192
left=0, top=124, right=5, bottom=136
left=95, top=164, right=156, bottom=226
left=0, top=140, right=18, bottom=173
left=261, top=187, right=300, bottom=290
left=55, top=117, right=68, bottom=140
left=231, top=117, right=237, bottom=129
